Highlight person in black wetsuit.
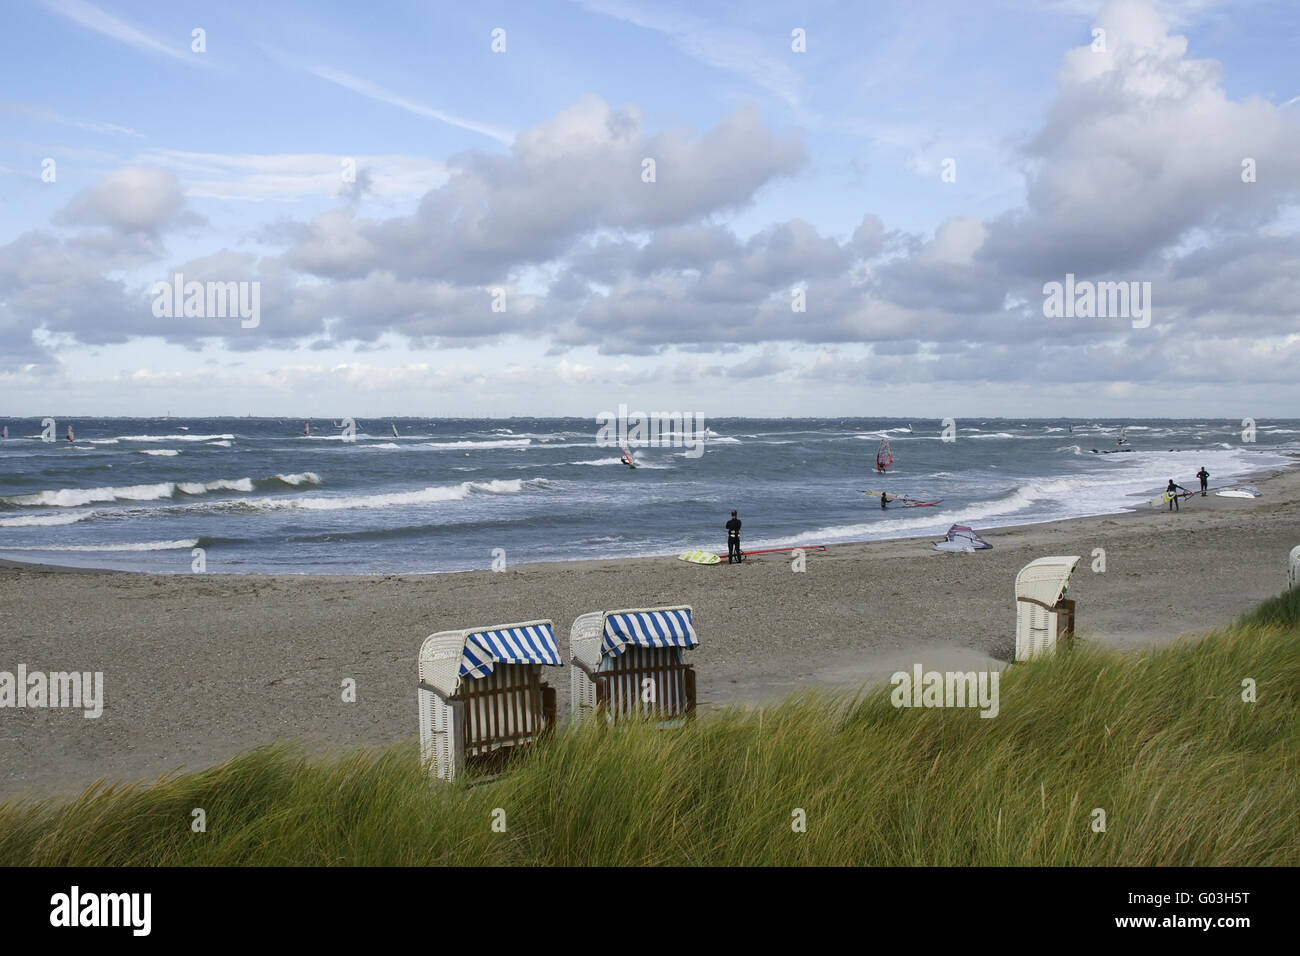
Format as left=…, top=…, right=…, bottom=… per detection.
left=1166, top=479, right=1187, bottom=511
left=880, top=491, right=889, bottom=509
left=1196, top=467, right=1209, bottom=496
left=725, top=510, right=742, bottom=563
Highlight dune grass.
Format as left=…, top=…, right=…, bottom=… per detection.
left=2, top=593, right=1297, bottom=866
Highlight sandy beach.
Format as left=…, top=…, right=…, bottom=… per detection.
left=3, top=464, right=1299, bottom=801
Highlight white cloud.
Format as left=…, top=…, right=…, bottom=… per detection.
left=576, top=0, right=804, bottom=108
left=136, top=148, right=448, bottom=202
left=43, top=0, right=195, bottom=64
left=54, top=166, right=199, bottom=234
left=307, top=65, right=515, bottom=144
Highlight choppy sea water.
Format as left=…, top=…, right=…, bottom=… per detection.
left=0, top=417, right=1294, bottom=574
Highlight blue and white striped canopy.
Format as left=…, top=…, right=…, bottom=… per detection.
left=601, top=608, right=698, bottom=658
left=459, top=623, right=563, bottom=680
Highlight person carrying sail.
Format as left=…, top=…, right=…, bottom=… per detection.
left=1166, top=478, right=1188, bottom=511
left=725, top=510, right=742, bottom=564
left=1196, top=466, right=1209, bottom=496
left=880, top=491, right=890, bottom=509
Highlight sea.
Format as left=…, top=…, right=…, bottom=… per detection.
left=0, top=417, right=1295, bottom=574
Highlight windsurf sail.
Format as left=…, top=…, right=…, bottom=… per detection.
left=66, top=425, right=74, bottom=442
left=876, top=437, right=893, bottom=472
left=620, top=448, right=636, bottom=469
left=933, top=524, right=991, bottom=552
left=861, top=490, right=940, bottom=507
left=1148, top=489, right=1195, bottom=507
left=304, top=421, right=310, bottom=436
left=713, top=545, right=826, bottom=560
left=1, top=426, right=6, bottom=439
left=392, top=423, right=399, bottom=438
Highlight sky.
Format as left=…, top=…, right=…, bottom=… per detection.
left=0, top=0, right=1298, bottom=418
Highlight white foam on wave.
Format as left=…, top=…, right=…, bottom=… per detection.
left=0, top=538, right=198, bottom=553
left=228, top=477, right=547, bottom=512
left=273, top=472, right=322, bottom=486
left=120, top=433, right=235, bottom=443
left=570, top=457, right=626, bottom=466
left=140, top=449, right=180, bottom=457
left=0, top=512, right=92, bottom=527
left=423, top=439, right=533, bottom=449
left=5, top=482, right=177, bottom=507
left=178, top=478, right=254, bottom=495
left=207, top=440, right=232, bottom=447
left=5, top=476, right=255, bottom=507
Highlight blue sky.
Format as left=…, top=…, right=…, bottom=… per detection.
left=1, top=0, right=1298, bottom=417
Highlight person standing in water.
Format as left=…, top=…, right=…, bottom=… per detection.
left=880, top=492, right=890, bottom=509
left=725, top=510, right=742, bottom=564
left=1166, top=479, right=1187, bottom=511
left=1196, top=466, right=1209, bottom=496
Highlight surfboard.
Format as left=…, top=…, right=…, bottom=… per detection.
left=677, top=550, right=721, bottom=565
left=1148, top=491, right=1194, bottom=507
left=1215, top=488, right=1261, bottom=499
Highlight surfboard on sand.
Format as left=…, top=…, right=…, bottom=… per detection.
left=1216, top=486, right=1262, bottom=499
left=678, top=550, right=721, bottom=564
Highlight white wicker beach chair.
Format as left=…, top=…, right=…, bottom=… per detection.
left=1015, top=556, right=1080, bottom=661
left=417, top=619, right=562, bottom=780
left=1289, top=546, right=1300, bottom=591
left=569, top=606, right=698, bottom=727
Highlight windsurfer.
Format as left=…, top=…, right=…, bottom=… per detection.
left=725, top=510, right=742, bottom=564
left=1166, top=479, right=1187, bottom=511
left=880, top=492, right=889, bottom=509
left=1196, top=466, right=1209, bottom=496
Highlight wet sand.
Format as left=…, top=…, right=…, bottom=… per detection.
left=3, top=465, right=1298, bottom=800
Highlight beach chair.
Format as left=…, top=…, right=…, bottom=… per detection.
left=1015, top=556, right=1080, bottom=661
left=417, top=620, right=562, bottom=780
left=1289, top=546, right=1300, bottom=590
left=570, top=606, right=699, bottom=727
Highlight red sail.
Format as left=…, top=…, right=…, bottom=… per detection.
left=876, top=437, right=893, bottom=470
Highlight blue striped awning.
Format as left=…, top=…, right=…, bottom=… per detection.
left=601, top=608, right=698, bottom=658
left=459, top=623, right=563, bottom=680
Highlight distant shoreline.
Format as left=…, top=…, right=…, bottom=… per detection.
left=3, top=457, right=1294, bottom=579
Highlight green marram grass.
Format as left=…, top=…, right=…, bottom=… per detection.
left=3, top=589, right=1297, bottom=866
